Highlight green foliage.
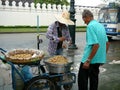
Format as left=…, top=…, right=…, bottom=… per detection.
left=34, top=0, right=69, bottom=5
left=0, top=26, right=48, bottom=28
left=0, top=26, right=86, bottom=33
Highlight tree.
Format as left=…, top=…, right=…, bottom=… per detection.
left=34, top=0, right=69, bottom=5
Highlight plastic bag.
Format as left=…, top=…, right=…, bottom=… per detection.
left=21, top=65, right=33, bottom=81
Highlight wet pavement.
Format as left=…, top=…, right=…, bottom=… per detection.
left=0, top=32, right=120, bottom=90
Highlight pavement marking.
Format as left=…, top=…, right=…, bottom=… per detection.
left=99, top=67, right=107, bottom=73
left=109, top=60, right=120, bottom=64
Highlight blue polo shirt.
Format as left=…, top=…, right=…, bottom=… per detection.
left=81, top=20, right=108, bottom=64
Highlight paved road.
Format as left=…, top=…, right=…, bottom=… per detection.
left=0, top=32, right=120, bottom=90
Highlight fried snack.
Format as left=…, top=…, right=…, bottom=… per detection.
left=5, top=49, right=44, bottom=64
left=10, top=53, right=32, bottom=60
left=48, top=55, right=68, bottom=64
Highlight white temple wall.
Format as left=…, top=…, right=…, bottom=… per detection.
left=0, top=0, right=100, bottom=26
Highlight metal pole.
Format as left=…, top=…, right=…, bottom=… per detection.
left=37, top=15, right=39, bottom=33
left=37, top=15, right=39, bottom=49
left=68, top=0, right=77, bottom=49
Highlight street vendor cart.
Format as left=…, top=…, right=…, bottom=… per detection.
left=0, top=48, right=76, bottom=90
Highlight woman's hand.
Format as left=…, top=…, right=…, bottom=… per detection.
left=62, top=44, right=67, bottom=48
left=59, top=37, right=65, bottom=41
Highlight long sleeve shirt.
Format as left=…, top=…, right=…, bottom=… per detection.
left=46, top=21, right=71, bottom=55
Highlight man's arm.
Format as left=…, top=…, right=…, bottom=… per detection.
left=106, top=42, right=110, bottom=53
left=83, top=44, right=99, bottom=69
left=87, top=44, right=99, bottom=60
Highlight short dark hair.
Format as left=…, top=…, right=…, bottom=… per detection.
left=82, top=9, right=93, bottom=18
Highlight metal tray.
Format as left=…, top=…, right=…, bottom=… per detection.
left=44, top=58, right=73, bottom=73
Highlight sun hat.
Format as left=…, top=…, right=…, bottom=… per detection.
left=55, top=11, right=74, bottom=25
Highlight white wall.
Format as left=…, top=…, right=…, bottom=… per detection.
left=0, top=0, right=100, bottom=26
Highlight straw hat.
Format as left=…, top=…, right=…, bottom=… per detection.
left=55, top=11, right=74, bottom=25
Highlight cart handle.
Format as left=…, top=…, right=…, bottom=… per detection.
left=37, top=34, right=43, bottom=50
left=0, top=48, right=7, bottom=53
left=0, top=48, right=7, bottom=63
left=0, top=56, right=7, bottom=63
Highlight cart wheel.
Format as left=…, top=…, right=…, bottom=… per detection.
left=24, top=76, right=56, bottom=90
left=63, top=84, right=72, bottom=90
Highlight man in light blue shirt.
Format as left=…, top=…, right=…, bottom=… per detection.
left=78, top=9, right=110, bottom=90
